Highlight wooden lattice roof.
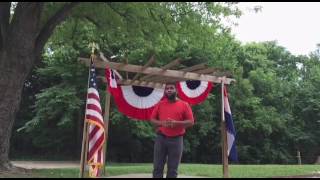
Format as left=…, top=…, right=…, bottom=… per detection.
left=79, top=52, right=235, bottom=89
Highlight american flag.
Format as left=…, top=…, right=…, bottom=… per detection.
left=85, top=58, right=105, bottom=177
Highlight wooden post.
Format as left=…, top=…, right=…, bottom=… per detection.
left=220, top=78, right=229, bottom=178
left=297, top=150, right=302, bottom=165
left=79, top=55, right=94, bottom=178
left=102, top=87, right=111, bottom=176
left=80, top=45, right=97, bottom=178
left=79, top=121, right=87, bottom=178
left=125, top=58, right=129, bottom=80
left=80, top=122, right=89, bottom=178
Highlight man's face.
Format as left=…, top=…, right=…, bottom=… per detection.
left=165, top=84, right=177, bottom=100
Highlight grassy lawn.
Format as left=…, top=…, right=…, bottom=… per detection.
left=1, top=163, right=320, bottom=178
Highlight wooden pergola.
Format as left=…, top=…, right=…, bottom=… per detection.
left=79, top=50, right=235, bottom=178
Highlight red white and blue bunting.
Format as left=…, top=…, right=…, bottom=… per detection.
left=121, top=85, right=164, bottom=109
left=105, top=68, right=213, bottom=120
left=176, top=80, right=213, bottom=105
left=105, top=68, right=164, bottom=120
left=113, top=85, right=164, bottom=120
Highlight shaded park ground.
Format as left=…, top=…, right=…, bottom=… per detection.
left=0, top=161, right=318, bottom=178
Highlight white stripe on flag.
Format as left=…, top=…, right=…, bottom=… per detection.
left=224, top=87, right=237, bottom=161
left=88, top=88, right=100, bottom=97
left=109, top=70, right=118, bottom=88
left=87, top=98, right=102, bottom=111
left=86, top=109, right=104, bottom=122
left=89, top=128, right=104, bottom=150
left=224, top=96, right=231, bottom=114
left=89, top=124, right=94, bottom=132
left=227, top=131, right=235, bottom=155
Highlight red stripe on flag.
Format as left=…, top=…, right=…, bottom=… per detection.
left=98, top=149, right=102, bottom=163
left=86, top=115, right=104, bottom=127
left=87, top=104, right=102, bottom=114
left=88, top=135, right=104, bottom=160
left=89, top=126, right=100, bottom=140
left=88, top=93, right=100, bottom=101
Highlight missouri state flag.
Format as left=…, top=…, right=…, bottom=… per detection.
left=224, top=86, right=238, bottom=162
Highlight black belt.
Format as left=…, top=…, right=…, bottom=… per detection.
left=157, top=132, right=183, bottom=138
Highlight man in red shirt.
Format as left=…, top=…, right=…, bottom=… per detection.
left=150, top=82, right=194, bottom=178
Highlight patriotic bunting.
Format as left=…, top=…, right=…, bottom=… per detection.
left=176, top=80, right=213, bottom=105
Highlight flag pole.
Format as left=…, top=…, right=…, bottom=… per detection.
left=220, top=77, right=229, bottom=178
left=79, top=57, right=91, bottom=178
left=79, top=43, right=96, bottom=178
left=102, top=85, right=111, bottom=176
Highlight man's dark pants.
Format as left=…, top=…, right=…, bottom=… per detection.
left=153, top=133, right=183, bottom=178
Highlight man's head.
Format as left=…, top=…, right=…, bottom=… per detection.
left=165, top=82, right=177, bottom=102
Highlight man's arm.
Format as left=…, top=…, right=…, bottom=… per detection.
left=150, top=118, right=168, bottom=127
left=151, top=118, right=194, bottom=128
left=167, top=119, right=194, bottom=128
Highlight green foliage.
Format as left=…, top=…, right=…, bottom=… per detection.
left=13, top=43, right=88, bottom=158
left=11, top=2, right=320, bottom=164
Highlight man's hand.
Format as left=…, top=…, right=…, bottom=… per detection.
left=165, top=119, right=177, bottom=128
left=165, top=118, right=194, bottom=128
left=151, top=118, right=193, bottom=128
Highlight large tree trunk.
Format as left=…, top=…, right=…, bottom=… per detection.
left=0, top=2, right=42, bottom=171
left=0, top=52, right=34, bottom=171
left=0, top=2, right=79, bottom=171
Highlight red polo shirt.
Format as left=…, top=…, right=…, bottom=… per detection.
left=151, top=98, right=194, bottom=137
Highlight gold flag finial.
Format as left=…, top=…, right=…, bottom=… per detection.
left=89, top=42, right=98, bottom=55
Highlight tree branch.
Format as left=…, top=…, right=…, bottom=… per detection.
left=0, top=2, right=11, bottom=50
left=84, top=16, right=101, bottom=28
left=159, top=15, right=171, bottom=36
left=5, top=2, right=44, bottom=56
left=148, top=8, right=171, bottom=36
left=35, top=2, right=80, bottom=58
left=70, top=18, right=79, bottom=43
left=106, top=2, right=130, bottom=20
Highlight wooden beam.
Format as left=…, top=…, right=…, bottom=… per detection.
left=79, top=57, right=235, bottom=84
left=131, top=54, right=156, bottom=82
left=144, top=63, right=208, bottom=82
left=160, top=77, right=190, bottom=83
left=192, top=66, right=233, bottom=77
left=212, top=71, right=233, bottom=78
left=140, top=58, right=181, bottom=81
left=152, top=67, right=221, bottom=83
left=162, top=58, right=182, bottom=69
left=99, top=52, right=110, bottom=62
left=121, top=79, right=165, bottom=89
left=149, top=75, right=194, bottom=84
left=97, top=76, right=165, bottom=89
left=193, top=67, right=220, bottom=74
left=149, top=63, right=210, bottom=82
left=180, top=63, right=207, bottom=72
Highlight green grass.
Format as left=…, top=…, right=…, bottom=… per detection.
left=179, top=164, right=320, bottom=178
left=2, top=164, right=320, bottom=178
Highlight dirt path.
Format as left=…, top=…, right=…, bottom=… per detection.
left=12, top=161, right=79, bottom=169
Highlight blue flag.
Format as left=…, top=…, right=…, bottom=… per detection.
left=224, top=86, right=238, bottom=162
